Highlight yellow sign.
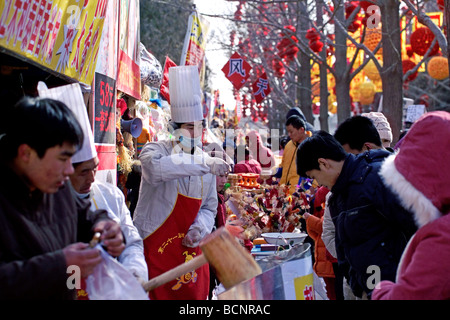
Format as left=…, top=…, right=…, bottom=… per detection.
left=294, top=273, right=315, bottom=300
left=0, top=0, right=107, bottom=85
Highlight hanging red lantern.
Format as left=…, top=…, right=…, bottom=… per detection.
left=272, top=59, right=286, bottom=78
left=276, top=26, right=299, bottom=62
left=410, top=27, right=440, bottom=56
left=309, top=39, right=324, bottom=53
left=402, top=60, right=418, bottom=81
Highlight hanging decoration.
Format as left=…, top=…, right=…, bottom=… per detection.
left=427, top=56, right=449, bottom=80
left=306, top=28, right=324, bottom=53
left=363, top=59, right=382, bottom=82
left=410, top=27, right=440, bottom=57
left=276, top=25, right=299, bottom=63
left=222, top=51, right=252, bottom=90
left=358, top=81, right=376, bottom=105
left=364, top=28, right=383, bottom=55
left=402, top=59, right=418, bottom=81
left=345, top=1, right=361, bottom=33
left=252, top=73, right=271, bottom=104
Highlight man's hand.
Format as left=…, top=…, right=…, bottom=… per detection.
left=205, top=156, right=231, bottom=176
left=93, top=220, right=125, bottom=257
left=63, top=243, right=102, bottom=278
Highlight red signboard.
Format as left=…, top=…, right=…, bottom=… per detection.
left=117, top=49, right=141, bottom=99
left=252, top=73, right=271, bottom=104
left=221, top=52, right=251, bottom=90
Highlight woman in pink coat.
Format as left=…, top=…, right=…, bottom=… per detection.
left=372, top=111, right=450, bottom=300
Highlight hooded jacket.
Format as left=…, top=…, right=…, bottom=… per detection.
left=328, top=150, right=417, bottom=298
left=372, top=111, right=450, bottom=300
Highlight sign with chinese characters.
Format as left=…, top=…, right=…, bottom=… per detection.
left=0, top=0, right=107, bottom=85
left=93, top=72, right=116, bottom=145
left=180, top=11, right=209, bottom=73
left=252, top=73, right=271, bottom=104
left=222, top=51, right=251, bottom=90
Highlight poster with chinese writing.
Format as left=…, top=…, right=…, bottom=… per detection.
left=0, top=0, right=107, bottom=85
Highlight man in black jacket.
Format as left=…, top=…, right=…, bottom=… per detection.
left=0, top=97, right=124, bottom=299
left=296, top=131, right=417, bottom=299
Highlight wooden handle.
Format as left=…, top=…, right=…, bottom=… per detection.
left=142, top=254, right=208, bottom=292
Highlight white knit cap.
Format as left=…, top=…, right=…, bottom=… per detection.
left=169, top=65, right=204, bottom=123
left=361, top=112, right=393, bottom=143
left=38, top=81, right=97, bottom=163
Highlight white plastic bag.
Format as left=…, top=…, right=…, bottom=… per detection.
left=85, top=245, right=149, bottom=300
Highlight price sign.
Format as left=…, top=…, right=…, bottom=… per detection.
left=94, top=72, right=116, bottom=144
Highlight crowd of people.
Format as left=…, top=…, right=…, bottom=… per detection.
left=0, top=65, right=448, bottom=300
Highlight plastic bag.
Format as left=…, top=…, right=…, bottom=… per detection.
left=85, top=245, right=149, bottom=300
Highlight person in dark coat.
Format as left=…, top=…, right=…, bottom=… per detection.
left=296, top=131, right=417, bottom=299
left=0, top=97, right=124, bottom=300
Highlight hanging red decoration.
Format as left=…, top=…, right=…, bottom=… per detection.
left=309, top=40, right=324, bottom=53
left=360, top=1, right=375, bottom=12
left=272, top=59, right=286, bottom=78
left=306, top=28, right=324, bottom=53
left=410, top=27, right=440, bottom=56
left=276, top=25, right=299, bottom=62
left=437, top=0, right=444, bottom=11
left=345, top=1, right=361, bottom=33
left=402, top=60, right=418, bottom=81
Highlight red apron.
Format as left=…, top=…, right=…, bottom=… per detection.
left=143, top=185, right=209, bottom=300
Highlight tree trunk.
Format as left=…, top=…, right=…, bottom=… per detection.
left=334, top=0, right=352, bottom=125
left=445, top=0, right=450, bottom=78
left=316, top=0, right=329, bottom=132
left=298, top=1, right=314, bottom=125
left=380, top=0, right=403, bottom=144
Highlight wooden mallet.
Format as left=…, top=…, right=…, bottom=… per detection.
left=142, top=226, right=262, bottom=292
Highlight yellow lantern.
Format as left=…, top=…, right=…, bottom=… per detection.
left=358, top=81, right=376, bottom=105
left=427, top=56, right=449, bottom=80
left=364, top=28, right=383, bottom=55
left=363, top=59, right=382, bottom=82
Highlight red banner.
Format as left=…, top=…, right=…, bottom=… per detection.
left=252, top=73, right=271, bottom=104
left=160, top=55, right=177, bottom=103
left=117, top=49, right=141, bottom=99
left=221, top=52, right=251, bottom=90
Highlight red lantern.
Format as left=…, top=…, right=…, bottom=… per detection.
left=402, top=60, right=418, bottom=81
left=410, top=27, right=440, bottom=56
left=309, top=40, right=324, bottom=53
left=272, top=59, right=286, bottom=78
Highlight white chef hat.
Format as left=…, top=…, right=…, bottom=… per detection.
left=37, top=82, right=97, bottom=163
left=361, top=112, right=393, bottom=143
left=169, top=65, right=204, bottom=123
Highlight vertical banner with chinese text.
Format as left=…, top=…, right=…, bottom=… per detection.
left=93, top=72, right=117, bottom=184
left=116, top=0, right=141, bottom=99
left=180, top=11, right=209, bottom=84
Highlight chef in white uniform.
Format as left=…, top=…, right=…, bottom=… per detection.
left=63, top=89, right=148, bottom=296
left=132, top=65, right=230, bottom=300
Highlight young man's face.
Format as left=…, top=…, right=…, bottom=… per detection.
left=70, top=157, right=100, bottom=194
left=305, top=159, right=341, bottom=190
left=24, top=142, right=77, bottom=193
left=286, top=124, right=307, bottom=144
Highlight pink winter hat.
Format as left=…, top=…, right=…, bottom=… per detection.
left=361, top=112, right=393, bottom=143
left=379, top=111, right=450, bottom=227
